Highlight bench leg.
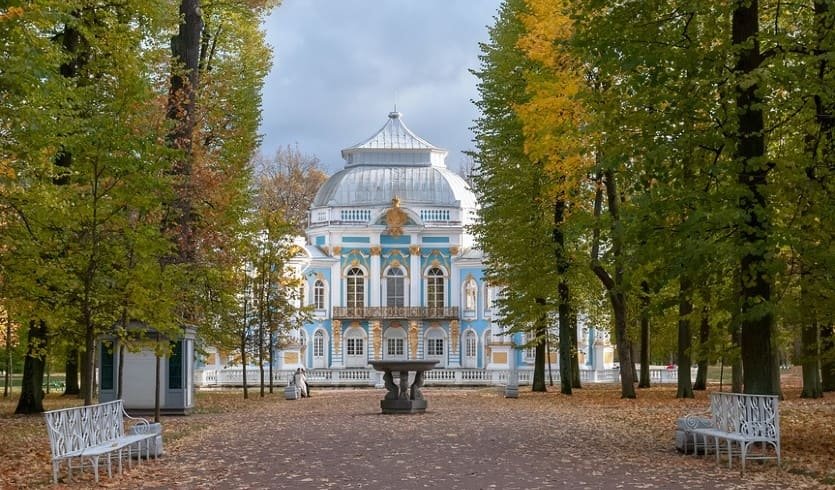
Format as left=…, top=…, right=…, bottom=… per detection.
left=92, top=456, right=100, bottom=483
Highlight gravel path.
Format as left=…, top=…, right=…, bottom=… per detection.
left=113, top=388, right=820, bottom=490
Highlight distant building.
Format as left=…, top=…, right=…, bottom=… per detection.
left=272, top=111, right=614, bottom=374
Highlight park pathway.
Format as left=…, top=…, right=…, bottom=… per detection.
left=116, top=388, right=813, bottom=489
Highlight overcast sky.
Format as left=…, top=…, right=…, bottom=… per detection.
left=260, top=1, right=502, bottom=173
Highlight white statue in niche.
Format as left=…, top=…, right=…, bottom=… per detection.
left=464, top=279, right=477, bottom=311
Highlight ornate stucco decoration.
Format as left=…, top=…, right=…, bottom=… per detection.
left=370, top=246, right=381, bottom=256
left=332, top=320, right=342, bottom=354
left=409, top=245, right=420, bottom=255
left=385, top=196, right=408, bottom=236
left=409, top=321, right=419, bottom=359
left=371, top=321, right=382, bottom=359
left=332, top=246, right=342, bottom=256
left=450, top=320, right=460, bottom=353
left=390, top=259, right=401, bottom=268
left=449, top=245, right=460, bottom=256
left=320, top=246, right=329, bottom=255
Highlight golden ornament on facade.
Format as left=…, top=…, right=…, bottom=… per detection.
left=320, top=246, right=329, bottom=255
left=332, top=246, right=342, bottom=256
left=372, top=321, right=382, bottom=359
left=370, top=246, right=381, bottom=256
left=409, top=245, right=420, bottom=255
left=385, top=196, right=408, bottom=236
left=409, top=321, right=419, bottom=359
left=449, top=245, right=459, bottom=256
left=390, top=259, right=401, bottom=268
left=332, top=320, right=342, bottom=354
left=450, top=321, right=459, bottom=353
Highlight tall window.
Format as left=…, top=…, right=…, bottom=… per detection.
left=168, top=340, right=183, bottom=389
left=313, top=331, right=324, bottom=357
left=465, top=331, right=477, bottom=357
left=346, top=268, right=365, bottom=309
left=347, top=338, right=365, bottom=356
left=386, top=268, right=405, bottom=307
left=314, top=280, right=325, bottom=309
left=427, top=338, right=444, bottom=356
left=426, top=267, right=445, bottom=309
left=387, top=338, right=404, bottom=356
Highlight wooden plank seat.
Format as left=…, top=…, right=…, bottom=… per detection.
left=44, top=399, right=158, bottom=484
left=683, top=392, right=780, bottom=474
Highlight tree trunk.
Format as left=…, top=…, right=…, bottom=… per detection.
left=558, top=282, right=572, bottom=394
left=532, top=300, right=547, bottom=392
left=677, top=278, right=694, bottom=398
left=117, top=343, right=125, bottom=400
left=167, top=0, right=203, bottom=266
left=241, top=334, right=249, bottom=399
left=63, top=348, right=80, bottom=395
left=3, top=315, right=11, bottom=398
left=732, top=0, right=780, bottom=396
left=731, top=317, right=744, bottom=393
left=269, top=330, right=274, bottom=394
left=639, top=282, right=651, bottom=388
left=154, top=349, right=161, bottom=423
left=570, top=308, right=581, bottom=389
left=79, top=348, right=91, bottom=403
left=15, top=320, right=47, bottom=414
left=821, top=326, right=835, bottom=391
left=591, top=169, right=634, bottom=398
left=83, top=317, right=96, bottom=405
left=553, top=197, right=572, bottom=395
left=800, top=320, right=822, bottom=398
left=694, top=304, right=710, bottom=390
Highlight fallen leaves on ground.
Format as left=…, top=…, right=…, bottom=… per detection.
left=0, top=373, right=832, bottom=489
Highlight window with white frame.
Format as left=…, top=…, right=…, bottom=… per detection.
left=347, top=337, right=364, bottom=356
left=313, top=330, right=324, bottom=357
left=427, top=338, right=444, bottom=356
left=314, top=280, right=326, bottom=309
left=346, top=267, right=365, bottom=308
left=465, top=331, right=477, bottom=357
left=386, top=268, right=405, bottom=307
left=426, top=267, right=445, bottom=309
left=386, top=338, right=404, bottom=356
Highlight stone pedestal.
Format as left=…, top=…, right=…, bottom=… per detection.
left=380, top=399, right=428, bottom=414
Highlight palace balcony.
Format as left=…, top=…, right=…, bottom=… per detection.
left=331, top=306, right=459, bottom=320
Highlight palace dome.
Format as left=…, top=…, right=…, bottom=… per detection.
left=311, top=112, right=476, bottom=209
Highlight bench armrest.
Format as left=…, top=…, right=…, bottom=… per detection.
left=121, top=407, right=152, bottom=434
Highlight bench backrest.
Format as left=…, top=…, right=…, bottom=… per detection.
left=709, top=392, right=779, bottom=438
left=44, top=400, right=127, bottom=458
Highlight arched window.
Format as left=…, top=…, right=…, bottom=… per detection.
left=346, top=267, right=365, bottom=309
left=426, top=267, right=445, bottom=309
left=386, top=268, right=405, bottom=307
left=463, top=330, right=477, bottom=368
left=425, top=328, right=446, bottom=367
left=313, top=330, right=324, bottom=357
left=465, top=331, right=477, bottom=358
left=314, top=280, right=326, bottom=310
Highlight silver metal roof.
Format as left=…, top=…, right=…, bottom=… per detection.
left=311, top=165, right=476, bottom=208
left=311, top=112, right=475, bottom=209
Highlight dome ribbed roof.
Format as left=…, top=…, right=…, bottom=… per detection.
left=311, top=112, right=477, bottom=210
left=312, top=165, right=476, bottom=208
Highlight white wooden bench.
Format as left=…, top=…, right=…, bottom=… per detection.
left=43, top=399, right=158, bottom=483
left=684, top=392, right=781, bottom=474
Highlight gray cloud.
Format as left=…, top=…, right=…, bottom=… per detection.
left=261, top=0, right=501, bottom=173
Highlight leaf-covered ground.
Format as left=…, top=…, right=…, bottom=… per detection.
left=1, top=376, right=833, bottom=489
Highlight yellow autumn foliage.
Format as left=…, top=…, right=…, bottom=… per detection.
left=516, top=0, right=591, bottom=197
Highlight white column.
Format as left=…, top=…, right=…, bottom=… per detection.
left=449, top=258, right=460, bottom=308
left=370, top=250, right=381, bottom=307
left=410, top=246, right=421, bottom=306
left=330, top=261, right=341, bottom=310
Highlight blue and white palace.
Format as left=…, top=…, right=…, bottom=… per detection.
left=199, top=112, right=642, bottom=387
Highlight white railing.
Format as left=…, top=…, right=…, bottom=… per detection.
left=197, top=366, right=692, bottom=388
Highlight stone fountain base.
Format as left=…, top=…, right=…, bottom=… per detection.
left=380, top=399, right=428, bottom=414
